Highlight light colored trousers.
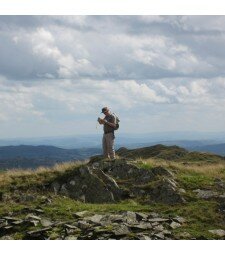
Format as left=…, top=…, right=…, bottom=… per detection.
left=102, top=133, right=115, bottom=159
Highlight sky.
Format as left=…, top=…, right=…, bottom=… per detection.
left=0, top=15, right=225, bottom=138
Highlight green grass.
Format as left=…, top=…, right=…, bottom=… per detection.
left=177, top=172, right=214, bottom=190
left=0, top=157, right=225, bottom=239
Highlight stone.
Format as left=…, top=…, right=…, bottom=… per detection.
left=123, top=211, right=137, bottom=224
left=28, top=220, right=39, bottom=227
left=153, top=224, right=164, bottom=232
left=58, top=166, right=116, bottom=203
left=108, top=214, right=124, bottom=223
left=87, top=214, right=104, bottom=225
left=148, top=218, right=169, bottom=223
left=135, top=212, right=148, bottom=221
left=73, top=211, right=88, bottom=218
left=65, top=235, right=78, bottom=240
left=2, top=216, right=20, bottom=222
left=77, top=221, right=91, bottom=230
left=11, top=220, right=24, bottom=226
left=25, top=214, right=41, bottom=221
left=153, top=232, right=165, bottom=239
left=64, top=224, right=78, bottom=229
left=178, top=232, right=191, bottom=239
left=0, top=235, right=14, bottom=240
left=130, top=222, right=152, bottom=230
left=208, top=229, right=225, bottom=237
left=33, top=208, right=44, bottom=214
left=27, top=227, right=52, bottom=237
left=172, top=216, right=186, bottom=224
left=193, top=189, right=218, bottom=199
left=113, top=225, right=130, bottom=236
left=136, top=234, right=151, bottom=240
left=40, top=218, right=53, bottom=227
left=214, top=178, right=225, bottom=190
left=147, top=178, right=186, bottom=204
left=170, top=221, right=181, bottom=229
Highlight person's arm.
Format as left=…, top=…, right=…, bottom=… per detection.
left=103, top=116, right=116, bottom=128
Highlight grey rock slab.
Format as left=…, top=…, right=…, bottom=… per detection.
left=178, top=232, right=191, bottom=239
left=113, top=225, right=130, bottom=236
left=153, top=232, right=165, bottom=239
left=193, top=189, right=219, bottom=199
left=136, top=235, right=151, bottom=240
left=77, top=221, right=91, bottom=230
left=64, top=224, right=78, bottom=229
left=130, top=222, right=152, bottom=230
left=27, top=227, right=52, bottom=236
left=25, top=214, right=41, bottom=221
left=170, top=221, right=181, bottom=229
left=135, top=212, right=148, bottom=221
left=172, top=216, right=186, bottom=224
left=28, top=220, right=39, bottom=227
left=148, top=218, right=169, bottom=223
left=73, top=211, right=89, bottom=218
left=65, top=235, right=78, bottom=240
left=108, top=214, right=124, bottom=223
left=153, top=225, right=164, bottom=232
left=11, top=220, right=24, bottom=226
left=2, top=216, right=20, bottom=222
left=86, top=214, right=104, bottom=225
left=123, top=211, right=138, bottom=224
left=33, top=209, right=44, bottom=214
left=40, top=218, right=53, bottom=227
left=0, top=235, right=14, bottom=240
left=208, top=229, right=225, bottom=237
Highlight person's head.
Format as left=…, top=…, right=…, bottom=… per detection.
left=101, top=106, right=110, bottom=116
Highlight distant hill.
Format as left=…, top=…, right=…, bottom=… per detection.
left=0, top=145, right=101, bottom=170
left=190, top=143, right=225, bottom=156
left=116, top=144, right=225, bottom=163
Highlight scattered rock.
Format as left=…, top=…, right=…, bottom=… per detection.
left=112, top=225, right=130, bottom=236
left=148, top=218, right=169, bottom=223
left=25, top=214, right=41, bottom=221
left=40, top=218, right=53, bottom=227
left=153, top=232, right=165, bottom=239
left=64, top=235, right=78, bottom=240
left=73, top=211, right=89, bottom=218
left=86, top=214, right=104, bottom=225
left=27, top=227, right=52, bottom=237
left=172, top=216, right=186, bottom=224
left=123, top=211, right=138, bottom=224
left=147, top=178, right=186, bottom=204
left=177, top=232, right=191, bottom=239
left=170, top=221, right=181, bottom=229
left=135, top=212, right=148, bottom=221
left=208, top=229, right=225, bottom=237
left=193, top=189, right=219, bottom=199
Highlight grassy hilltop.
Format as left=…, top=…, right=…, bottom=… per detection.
left=0, top=145, right=225, bottom=240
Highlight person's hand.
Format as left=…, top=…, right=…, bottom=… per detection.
left=97, top=117, right=105, bottom=125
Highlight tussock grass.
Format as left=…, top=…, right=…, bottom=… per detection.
left=0, top=160, right=86, bottom=191
left=142, top=158, right=225, bottom=179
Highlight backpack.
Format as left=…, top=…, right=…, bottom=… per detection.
left=112, top=113, right=120, bottom=130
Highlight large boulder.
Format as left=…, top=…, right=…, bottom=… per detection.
left=51, top=166, right=122, bottom=203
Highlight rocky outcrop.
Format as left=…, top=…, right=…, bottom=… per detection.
left=50, top=159, right=185, bottom=205
left=51, top=166, right=123, bottom=203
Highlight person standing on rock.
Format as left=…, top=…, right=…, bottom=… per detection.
left=98, top=107, right=117, bottom=160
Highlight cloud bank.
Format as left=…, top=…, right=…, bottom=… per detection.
left=0, top=16, right=224, bottom=137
